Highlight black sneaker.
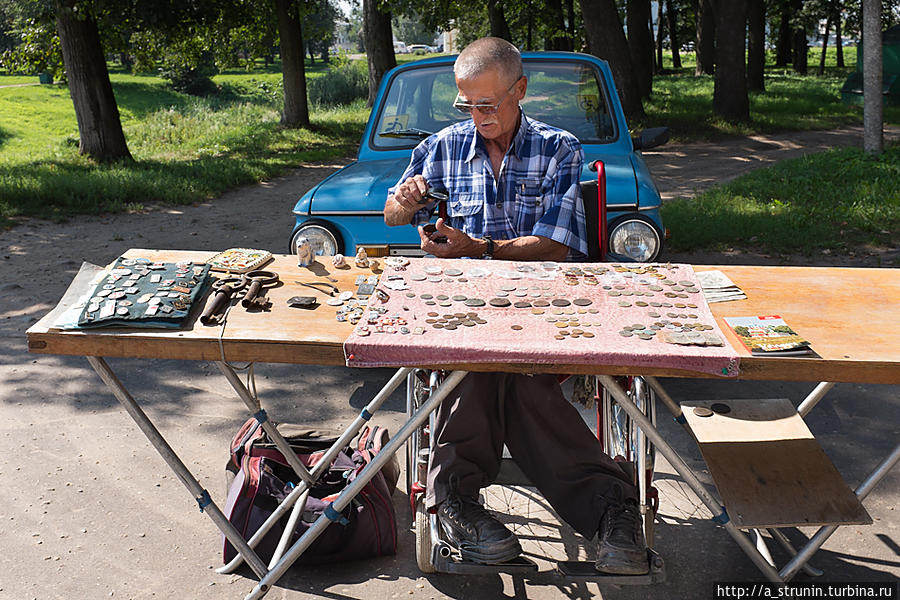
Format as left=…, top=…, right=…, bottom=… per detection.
left=437, top=492, right=522, bottom=564
left=595, top=500, right=649, bottom=575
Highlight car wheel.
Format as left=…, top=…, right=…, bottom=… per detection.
left=289, top=222, right=343, bottom=257
left=607, top=215, right=662, bottom=262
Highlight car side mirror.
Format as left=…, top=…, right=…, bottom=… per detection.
left=632, top=127, right=670, bottom=151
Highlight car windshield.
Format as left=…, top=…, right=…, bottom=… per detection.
left=372, top=60, right=616, bottom=150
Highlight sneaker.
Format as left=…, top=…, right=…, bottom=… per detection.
left=595, top=500, right=649, bottom=575
left=437, top=492, right=521, bottom=564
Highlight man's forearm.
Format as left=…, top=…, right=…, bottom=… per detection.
left=384, top=195, right=416, bottom=227
left=492, top=235, right=569, bottom=262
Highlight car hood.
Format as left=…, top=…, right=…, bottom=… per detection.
left=308, top=158, right=406, bottom=214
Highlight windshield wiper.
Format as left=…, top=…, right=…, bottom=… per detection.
left=378, top=128, right=434, bottom=139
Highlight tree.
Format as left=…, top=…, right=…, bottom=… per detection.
left=695, top=0, right=715, bottom=74
left=55, top=0, right=132, bottom=162
left=305, top=0, right=340, bottom=63
left=580, top=0, right=645, bottom=118
left=862, top=0, right=882, bottom=153
left=666, top=0, right=682, bottom=68
left=747, top=0, right=765, bottom=90
left=712, top=0, right=749, bottom=120
left=363, top=0, right=395, bottom=107
left=774, top=0, right=792, bottom=66
left=275, top=0, right=309, bottom=127
left=627, top=0, right=654, bottom=97
left=817, top=2, right=834, bottom=75
left=487, top=0, right=512, bottom=40
left=791, top=0, right=808, bottom=74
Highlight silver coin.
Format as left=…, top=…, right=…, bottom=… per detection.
left=424, top=265, right=443, bottom=275
left=445, top=268, right=463, bottom=276
left=496, top=291, right=509, bottom=297
left=410, top=274, right=426, bottom=281
left=693, top=406, right=714, bottom=417
left=427, top=276, right=442, bottom=283
left=500, top=284, right=517, bottom=292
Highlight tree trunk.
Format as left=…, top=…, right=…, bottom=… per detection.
left=775, top=0, right=792, bottom=66
left=487, top=0, right=512, bottom=41
left=275, top=0, right=309, bottom=128
left=580, top=0, right=645, bottom=118
left=695, top=0, right=716, bottom=74
left=747, top=0, right=765, bottom=90
left=862, top=0, right=882, bottom=154
left=566, top=0, right=576, bottom=49
left=835, top=15, right=844, bottom=67
left=627, top=0, right=654, bottom=97
left=55, top=0, right=132, bottom=163
left=526, top=0, right=534, bottom=50
left=713, top=0, right=749, bottom=121
left=817, top=13, right=832, bottom=76
left=666, top=0, right=681, bottom=68
left=548, top=0, right=568, bottom=50
left=791, top=0, right=807, bottom=74
left=362, top=0, right=395, bottom=107
left=656, top=0, right=665, bottom=71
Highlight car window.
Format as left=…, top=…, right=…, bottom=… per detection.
left=521, top=62, right=615, bottom=143
left=371, top=60, right=615, bottom=150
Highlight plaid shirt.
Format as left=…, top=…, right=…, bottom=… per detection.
left=390, top=110, right=588, bottom=258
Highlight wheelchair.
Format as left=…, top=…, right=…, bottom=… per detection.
left=403, top=166, right=666, bottom=581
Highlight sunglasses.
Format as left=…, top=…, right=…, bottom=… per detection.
left=452, top=77, right=522, bottom=115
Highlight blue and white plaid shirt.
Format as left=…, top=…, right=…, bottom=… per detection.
left=389, top=110, right=588, bottom=258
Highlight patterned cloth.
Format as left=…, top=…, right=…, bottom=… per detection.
left=389, top=109, right=589, bottom=258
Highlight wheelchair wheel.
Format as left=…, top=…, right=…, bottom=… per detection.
left=415, top=499, right=436, bottom=573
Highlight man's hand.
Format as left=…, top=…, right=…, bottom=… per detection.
left=418, top=218, right=486, bottom=258
left=384, top=175, right=429, bottom=226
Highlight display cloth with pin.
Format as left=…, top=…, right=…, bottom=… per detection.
left=344, top=257, right=740, bottom=377
left=71, top=256, right=211, bottom=329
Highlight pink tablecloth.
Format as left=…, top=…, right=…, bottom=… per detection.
left=344, top=258, right=739, bottom=378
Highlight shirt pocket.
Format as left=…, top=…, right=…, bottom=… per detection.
left=514, top=179, right=544, bottom=234
left=448, top=193, right=484, bottom=234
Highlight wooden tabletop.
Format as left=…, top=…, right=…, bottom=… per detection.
left=26, top=250, right=900, bottom=384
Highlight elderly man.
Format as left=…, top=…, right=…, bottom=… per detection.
left=383, top=37, right=648, bottom=575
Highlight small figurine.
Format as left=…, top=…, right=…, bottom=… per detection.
left=355, top=247, right=369, bottom=268
left=295, top=237, right=314, bottom=267
left=332, top=253, right=347, bottom=268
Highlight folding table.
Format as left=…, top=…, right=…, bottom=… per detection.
left=26, top=250, right=900, bottom=598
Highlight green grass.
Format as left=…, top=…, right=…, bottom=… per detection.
left=661, top=143, right=900, bottom=256
left=0, top=66, right=369, bottom=226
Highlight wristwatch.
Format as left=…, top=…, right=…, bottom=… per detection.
left=481, top=235, right=494, bottom=260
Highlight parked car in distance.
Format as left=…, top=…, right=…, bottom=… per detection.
left=408, top=44, right=432, bottom=55
left=393, top=41, right=409, bottom=54
left=289, top=52, right=668, bottom=262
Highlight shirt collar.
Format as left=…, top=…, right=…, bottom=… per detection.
left=464, top=107, right=529, bottom=163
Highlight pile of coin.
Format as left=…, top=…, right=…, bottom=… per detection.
left=424, top=311, right=488, bottom=331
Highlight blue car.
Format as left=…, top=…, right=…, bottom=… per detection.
left=289, top=52, right=668, bottom=262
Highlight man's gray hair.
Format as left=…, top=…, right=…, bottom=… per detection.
left=454, top=37, right=523, bottom=84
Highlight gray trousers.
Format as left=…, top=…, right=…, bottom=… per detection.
left=426, top=372, right=638, bottom=539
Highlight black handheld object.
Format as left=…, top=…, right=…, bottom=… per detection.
left=418, top=189, right=449, bottom=204
left=422, top=223, right=448, bottom=244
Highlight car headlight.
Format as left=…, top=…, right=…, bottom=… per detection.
left=608, top=218, right=661, bottom=262
left=291, top=224, right=340, bottom=256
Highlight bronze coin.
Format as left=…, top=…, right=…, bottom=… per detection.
left=583, top=332, right=595, bottom=338
left=489, top=297, right=511, bottom=307
left=513, top=301, right=531, bottom=309
left=693, top=406, right=714, bottom=417
left=551, top=299, right=571, bottom=307
left=427, top=312, right=439, bottom=317
left=573, top=298, right=592, bottom=306
left=511, top=324, right=523, bottom=330
left=533, top=300, right=550, bottom=307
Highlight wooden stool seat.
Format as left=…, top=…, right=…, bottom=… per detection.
left=682, top=398, right=871, bottom=529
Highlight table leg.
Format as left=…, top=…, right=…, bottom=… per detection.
left=779, top=441, right=900, bottom=582
left=243, top=370, right=469, bottom=600
left=218, top=366, right=414, bottom=574
left=85, top=356, right=270, bottom=580
left=597, top=375, right=784, bottom=584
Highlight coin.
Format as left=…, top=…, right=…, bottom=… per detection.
left=500, top=284, right=517, bottom=292
left=555, top=322, right=568, bottom=328
left=445, top=268, right=463, bottom=276
left=436, top=294, right=449, bottom=301
left=619, top=330, right=633, bottom=337
left=465, top=298, right=486, bottom=307
left=489, top=297, right=511, bottom=307
left=618, top=301, right=632, bottom=307
left=452, top=295, right=467, bottom=302
left=551, top=299, right=571, bottom=307
left=692, top=406, right=714, bottom=417
left=511, top=324, right=523, bottom=331
left=711, top=402, right=731, bottom=414
left=531, top=308, right=545, bottom=315
left=532, top=300, right=550, bottom=307
left=410, top=273, right=427, bottom=281
left=583, top=332, right=595, bottom=338
left=573, top=298, right=592, bottom=306
left=513, top=301, right=531, bottom=308
left=554, top=334, right=565, bottom=340
left=420, top=294, right=433, bottom=300
left=462, top=320, right=476, bottom=327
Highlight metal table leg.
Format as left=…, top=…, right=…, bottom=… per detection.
left=597, top=375, right=784, bottom=584
left=85, top=356, right=270, bottom=580
left=243, top=370, right=469, bottom=600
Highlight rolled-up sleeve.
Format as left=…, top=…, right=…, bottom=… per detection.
left=531, top=139, right=588, bottom=258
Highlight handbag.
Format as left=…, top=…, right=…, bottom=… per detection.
left=223, top=418, right=397, bottom=565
